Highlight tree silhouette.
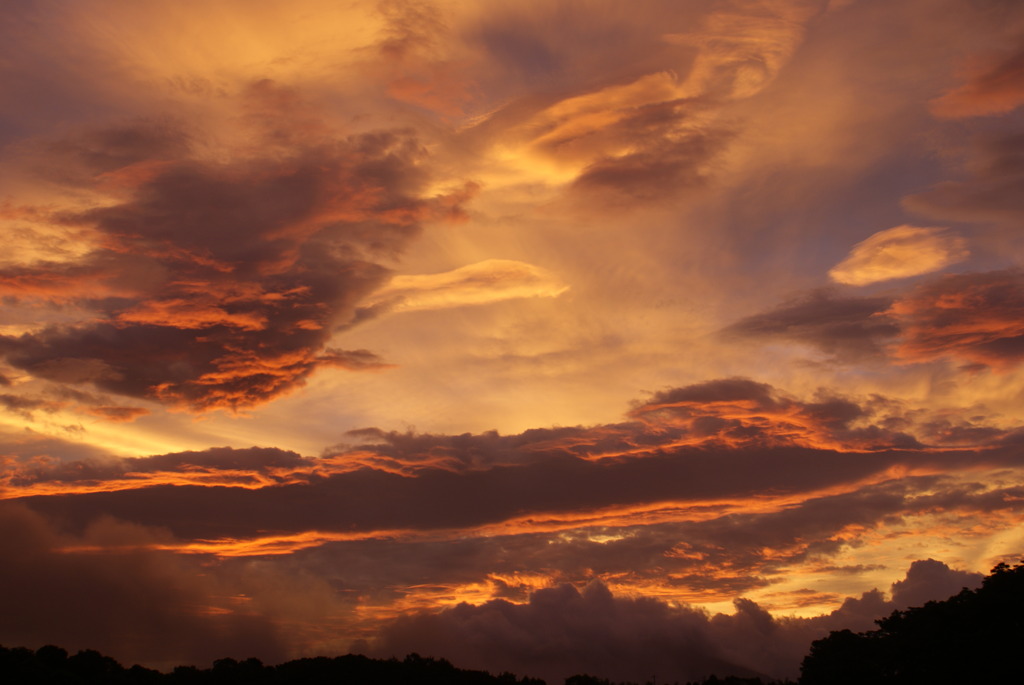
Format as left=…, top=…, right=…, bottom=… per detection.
left=0, top=645, right=550, bottom=684
left=800, top=561, right=1024, bottom=684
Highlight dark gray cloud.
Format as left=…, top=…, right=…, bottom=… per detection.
left=0, top=503, right=289, bottom=669
left=365, top=558, right=984, bottom=684
left=930, top=42, right=1024, bottom=118
left=14, top=443, right=939, bottom=541
left=723, top=289, right=898, bottom=361
left=12, top=378, right=1023, bottom=541
left=890, top=558, right=983, bottom=607
left=726, top=270, right=1024, bottom=372
left=2, top=445, right=308, bottom=489
left=368, top=581, right=755, bottom=684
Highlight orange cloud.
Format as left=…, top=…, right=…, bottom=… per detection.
left=930, top=46, right=1024, bottom=118
left=829, top=225, right=968, bottom=286
left=888, top=270, right=1024, bottom=369
left=363, top=259, right=569, bottom=314
left=0, top=88, right=475, bottom=412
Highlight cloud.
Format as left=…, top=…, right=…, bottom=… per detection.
left=889, top=558, right=983, bottom=607
left=663, top=0, right=821, bottom=100
left=727, top=270, right=1024, bottom=372
left=365, top=558, right=984, bottom=683
left=1, top=445, right=313, bottom=497
left=0, top=381, right=1013, bottom=675
left=0, top=384, right=150, bottom=424
left=630, top=378, right=923, bottom=451
left=903, top=132, right=1024, bottom=226
left=828, top=225, right=968, bottom=286
left=361, top=259, right=569, bottom=314
left=723, top=289, right=899, bottom=361
left=930, top=44, right=1024, bottom=118
left=888, top=270, right=1024, bottom=369
left=3, top=4, right=1024, bottom=676
left=0, top=85, right=474, bottom=412
left=0, top=502, right=349, bottom=670
left=449, top=0, right=820, bottom=203
left=570, top=129, right=732, bottom=202
left=10, top=379, right=1022, bottom=548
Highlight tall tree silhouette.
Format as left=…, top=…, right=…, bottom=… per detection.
left=800, top=561, right=1024, bottom=684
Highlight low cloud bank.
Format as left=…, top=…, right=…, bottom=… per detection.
left=366, top=559, right=983, bottom=684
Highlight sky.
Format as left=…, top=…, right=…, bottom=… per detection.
left=2, top=0, right=1024, bottom=681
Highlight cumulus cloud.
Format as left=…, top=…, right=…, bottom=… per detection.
left=365, top=559, right=984, bottom=683
left=828, top=225, right=968, bottom=286
left=889, top=558, right=983, bottom=607
left=3, top=3, right=1024, bottom=677
left=630, top=378, right=923, bottom=451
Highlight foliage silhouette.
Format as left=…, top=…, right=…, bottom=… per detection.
left=799, top=561, right=1024, bottom=684
left=0, top=647, right=547, bottom=685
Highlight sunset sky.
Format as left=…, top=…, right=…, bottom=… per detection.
left=3, top=0, right=1024, bottom=681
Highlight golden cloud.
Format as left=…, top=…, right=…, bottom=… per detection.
left=364, top=259, right=569, bottom=314
left=829, top=225, right=968, bottom=286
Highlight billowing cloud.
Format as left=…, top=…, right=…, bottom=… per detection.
left=829, top=225, right=968, bottom=286
left=366, top=559, right=983, bottom=683
left=889, top=558, right=983, bottom=607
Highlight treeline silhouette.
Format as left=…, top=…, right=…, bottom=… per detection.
left=3, top=561, right=1021, bottom=685
left=0, top=645, right=790, bottom=685
left=800, top=560, right=1024, bottom=683
left=0, top=650, right=546, bottom=685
